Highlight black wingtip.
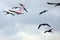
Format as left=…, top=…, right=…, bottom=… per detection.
left=44, top=31, right=46, bottom=33
left=18, top=3, right=23, bottom=6
left=38, top=28, right=39, bottom=29
left=47, top=2, right=50, bottom=4
left=39, top=13, right=41, bottom=15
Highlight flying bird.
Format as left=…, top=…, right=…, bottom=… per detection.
left=47, top=2, right=60, bottom=7
left=39, top=10, right=48, bottom=15
left=55, top=3, right=60, bottom=7
left=12, top=3, right=24, bottom=9
left=44, top=29, right=53, bottom=33
left=12, top=3, right=28, bottom=12
left=38, top=23, right=51, bottom=29
left=19, top=3, right=28, bottom=12
left=47, top=2, right=57, bottom=5
left=3, top=11, right=15, bottom=16
left=9, top=10, right=24, bottom=14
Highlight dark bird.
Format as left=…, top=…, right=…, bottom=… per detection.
left=3, top=11, right=15, bottom=16
left=9, top=10, right=24, bottom=14
left=39, top=10, right=48, bottom=15
left=19, top=3, right=28, bottom=12
left=44, top=29, right=53, bottom=33
left=47, top=2, right=57, bottom=5
left=38, top=23, right=51, bottom=29
left=47, top=2, right=60, bottom=7
left=55, top=3, right=60, bottom=7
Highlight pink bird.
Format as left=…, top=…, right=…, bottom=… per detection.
left=12, top=3, right=28, bottom=12
left=18, top=6, right=24, bottom=13
left=9, top=7, right=24, bottom=15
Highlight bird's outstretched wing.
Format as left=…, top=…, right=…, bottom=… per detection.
left=9, top=10, right=24, bottom=14
left=45, top=24, right=51, bottom=27
left=47, top=2, right=60, bottom=7
left=19, top=3, right=28, bottom=12
left=10, top=13, right=15, bottom=16
left=38, top=24, right=42, bottom=29
left=23, top=7, right=28, bottom=12
left=47, top=2, right=57, bottom=5
left=12, top=7, right=20, bottom=9
left=3, top=11, right=15, bottom=16
left=9, top=10, right=18, bottom=13
left=38, top=23, right=51, bottom=29
left=44, top=29, right=53, bottom=33
left=55, top=3, right=60, bottom=7
left=44, top=31, right=47, bottom=33
left=39, top=10, right=48, bottom=15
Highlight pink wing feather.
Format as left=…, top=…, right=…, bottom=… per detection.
left=18, top=6, right=23, bottom=13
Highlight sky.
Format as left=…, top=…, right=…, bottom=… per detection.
left=0, top=0, right=60, bottom=40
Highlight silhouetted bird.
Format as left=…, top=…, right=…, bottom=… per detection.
left=44, top=29, right=53, bottom=33
left=55, top=3, right=60, bottom=7
left=39, top=10, right=48, bottom=15
left=47, top=2, right=60, bottom=7
left=47, top=2, right=57, bottom=5
left=3, top=11, right=15, bottom=16
left=19, top=3, right=28, bottom=12
left=38, top=23, right=51, bottom=29
left=9, top=10, right=24, bottom=14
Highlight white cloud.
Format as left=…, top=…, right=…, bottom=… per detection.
left=11, top=31, right=60, bottom=40
left=0, top=25, right=59, bottom=40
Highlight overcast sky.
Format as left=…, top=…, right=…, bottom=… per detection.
left=0, top=0, right=60, bottom=40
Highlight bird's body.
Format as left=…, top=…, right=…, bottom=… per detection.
left=12, top=4, right=28, bottom=13
left=38, top=23, right=51, bottom=29
left=9, top=10, right=24, bottom=14
left=39, top=10, right=48, bottom=15
left=44, top=29, right=53, bottom=33
left=3, top=11, right=15, bottom=16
